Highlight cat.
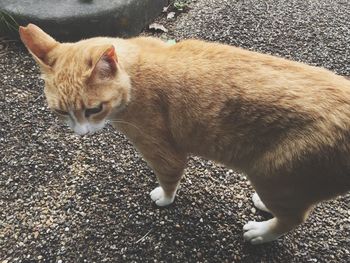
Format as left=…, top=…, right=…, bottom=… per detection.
left=19, top=23, right=350, bottom=244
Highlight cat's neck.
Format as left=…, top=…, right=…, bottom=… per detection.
left=111, top=40, right=188, bottom=133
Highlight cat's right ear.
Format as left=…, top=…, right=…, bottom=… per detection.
left=19, top=24, right=59, bottom=71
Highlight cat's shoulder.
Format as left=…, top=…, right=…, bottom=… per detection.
left=127, top=36, right=169, bottom=50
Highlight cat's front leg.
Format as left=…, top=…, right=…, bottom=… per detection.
left=149, top=161, right=186, bottom=206
left=140, top=147, right=187, bottom=207
left=252, top=192, right=270, bottom=213
left=150, top=184, right=177, bottom=206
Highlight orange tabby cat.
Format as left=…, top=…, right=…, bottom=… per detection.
left=19, top=24, right=350, bottom=244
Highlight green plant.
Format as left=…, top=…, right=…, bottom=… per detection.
left=174, top=0, right=191, bottom=12
left=0, top=10, right=19, bottom=36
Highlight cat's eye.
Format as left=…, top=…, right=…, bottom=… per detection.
left=85, top=103, right=103, bottom=118
left=54, top=109, right=69, bottom=116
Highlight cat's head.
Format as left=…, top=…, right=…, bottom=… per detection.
left=19, top=24, right=131, bottom=135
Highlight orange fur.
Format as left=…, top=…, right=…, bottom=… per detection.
left=20, top=24, right=350, bottom=244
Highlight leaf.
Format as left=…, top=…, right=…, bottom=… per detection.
left=163, top=6, right=169, bottom=13
left=174, top=1, right=189, bottom=12
left=166, top=39, right=176, bottom=45
left=167, top=12, right=176, bottom=19
left=149, top=23, right=168, bottom=33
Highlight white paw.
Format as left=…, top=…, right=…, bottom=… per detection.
left=252, top=192, right=270, bottom=213
left=150, top=186, right=175, bottom=206
left=243, top=220, right=279, bottom=244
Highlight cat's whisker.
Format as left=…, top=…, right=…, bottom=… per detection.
left=109, top=119, right=145, bottom=135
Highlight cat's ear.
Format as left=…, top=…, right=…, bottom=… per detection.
left=89, top=45, right=118, bottom=82
left=19, top=23, right=58, bottom=70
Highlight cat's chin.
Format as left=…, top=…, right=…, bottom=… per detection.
left=71, top=121, right=106, bottom=136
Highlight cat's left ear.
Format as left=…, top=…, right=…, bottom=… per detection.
left=89, top=45, right=118, bottom=82
left=19, top=23, right=59, bottom=71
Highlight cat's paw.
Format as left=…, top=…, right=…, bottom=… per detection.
left=252, top=192, right=270, bottom=213
left=150, top=186, right=175, bottom=206
left=243, top=220, right=279, bottom=244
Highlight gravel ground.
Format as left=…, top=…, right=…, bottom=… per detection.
left=1, top=0, right=350, bottom=262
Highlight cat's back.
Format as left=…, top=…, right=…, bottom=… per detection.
left=170, top=39, right=347, bottom=84
left=151, top=39, right=350, bottom=161
left=165, top=39, right=350, bottom=109
left=132, top=37, right=350, bottom=118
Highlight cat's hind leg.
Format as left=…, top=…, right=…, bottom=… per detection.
left=243, top=173, right=313, bottom=244
left=243, top=214, right=305, bottom=244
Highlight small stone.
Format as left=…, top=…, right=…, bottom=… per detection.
left=34, top=231, right=39, bottom=239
